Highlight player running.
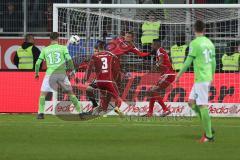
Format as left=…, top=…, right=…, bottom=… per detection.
left=84, top=42, right=123, bottom=116
left=144, top=39, right=174, bottom=117
left=35, top=32, right=82, bottom=119
left=175, top=20, right=216, bottom=143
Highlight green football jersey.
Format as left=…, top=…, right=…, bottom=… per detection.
left=39, top=44, right=70, bottom=75
left=189, top=36, right=216, bottom=82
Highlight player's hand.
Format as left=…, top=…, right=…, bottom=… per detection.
left=35, top=74, right=39, bottom=80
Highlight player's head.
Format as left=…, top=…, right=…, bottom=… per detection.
left=25, top=34, right=35, bottom=44
left=124, top=31, right=134, bottom=42
left=95, top=40, right=106, bottom=52
left=50, top=32, right=59, bottom=42
left=147, top=14, right=156, bottom=22
left=151, top=39, right=161, bottom=51
left=194, top=20, right=205, bottom=36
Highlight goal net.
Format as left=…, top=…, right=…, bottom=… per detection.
left=52, top=4, right=240, bottom=116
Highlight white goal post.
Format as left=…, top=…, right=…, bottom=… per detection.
left=50, top=3, right=240, bottom=117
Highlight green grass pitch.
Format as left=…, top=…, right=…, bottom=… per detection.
left=0, top=115, right=239, bottom=160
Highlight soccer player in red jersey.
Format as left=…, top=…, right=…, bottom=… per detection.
left=84, top=42, right=123, bottom=116
left=107, top=31, right=150, bottom=57
left=144, top=39, right=175, bottom=117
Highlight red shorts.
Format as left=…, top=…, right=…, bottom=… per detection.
left=157, top=74, right=175, bottom=89
left=96, top=81, right=120, bottom=99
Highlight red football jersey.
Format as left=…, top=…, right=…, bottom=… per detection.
left=91, top=51, right=121, bottom=81
left=107, top=37, right=149, bottom=57
left=156, top=48, right=175, bottom=75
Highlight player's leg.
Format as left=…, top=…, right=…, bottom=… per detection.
left=37, top=75, right=53, bottom=119
left=189, top=82, right=214, bottom=142
left=106, top=82, right=123, bottom=116
left=86, top=80, right=98, bottom=108
left=37, top=92, right=48, bottom=119
left=197, top=82, right=214, bottom=142
left=58, top=75, right=82, bottom=114
left=146, top=75, right=173, bottom=117
left=145, top=86, right=159, bottom=117
left=156, top=75, right=175, bottom=116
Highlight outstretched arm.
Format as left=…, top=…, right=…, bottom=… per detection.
left=176, top=56, right=194, bottom=81
left=130, top=47, right=150, bottom=57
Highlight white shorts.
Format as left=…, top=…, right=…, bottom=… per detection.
left=189, top=82, right=210, bottom=105
left=41, top=74, right=72, bottom=92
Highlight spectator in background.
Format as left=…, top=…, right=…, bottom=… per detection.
left=2, top=2, right=22, bottom=32
left=221, top=41, right=240, bottom=72
left=170, top=34, right=188, bottom=71
left=14, top=34, right=41, bottom=70
left=140, top=14, right=165, bottom=54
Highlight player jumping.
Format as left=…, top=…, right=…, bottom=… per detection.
left=35, top=32, right=82, bottom=119
left=175, top=20, right=216, bottom=143
left=144, top=39, right=174, bottom=117
left=107, top=31, right=150, bottom=57
left=84, top=42, right=123, bottom=116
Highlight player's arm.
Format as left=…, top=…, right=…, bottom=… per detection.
left=130, top=47, right=150, bottom=57
left=176, top=44, right=195, bottom=81
left=84, top=56, right=94, bottom=83
left=35, top=50, right=45, bottom=78
left=64, top=47, right=75, bottom=72
left=177, top=56, right=193, bottom=77
left=211, top=51, right=216, bottom=76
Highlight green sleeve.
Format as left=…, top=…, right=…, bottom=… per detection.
left=64, top=47, right=75, bottom=71
left=188, top=42, right=196, bottom=58
left=177, top=56, right=194, bottom=77
left=35, top=50, right=45, bottom=76
left=35, top=59, right=42, bottom=76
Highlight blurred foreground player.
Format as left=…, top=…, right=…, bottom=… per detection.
left=35, top=32, right=82, bottom=119
left=84, top=42, right=123, bottom=116
left=144, top=39, right=174, bottom=117
left=175, top=20, right=216, bottom=143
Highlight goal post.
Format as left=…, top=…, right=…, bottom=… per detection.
left=51, top=3, right=240, bottom=117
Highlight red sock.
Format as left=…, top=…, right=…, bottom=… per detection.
left=156, top=96, right=168, bottom=112
left=148, top=98, right=155, bottom=114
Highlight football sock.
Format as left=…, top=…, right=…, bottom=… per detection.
left=191, top=104, right=202, bottom=119
left=148, top=98, right=155, bottom=114
left=199, top=107, right=213, bottom=138
left=89, top=98, right=98, bottom=107
left=69, top=95, right=81, bottom=113
left=156, top=96, right=168, bottom=112
left=38, top=95, right=45, bottom=114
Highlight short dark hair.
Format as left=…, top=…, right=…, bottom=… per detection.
left=96, top=40, right=105, bottom=50
left=24, top=34, right=34, bottom=42
left=194, top=20, right=205, bottom=33
left=50, top=32, right=59, bottom=40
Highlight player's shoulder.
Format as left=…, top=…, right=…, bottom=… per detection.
left=157, top=47, right=167, bottom=55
